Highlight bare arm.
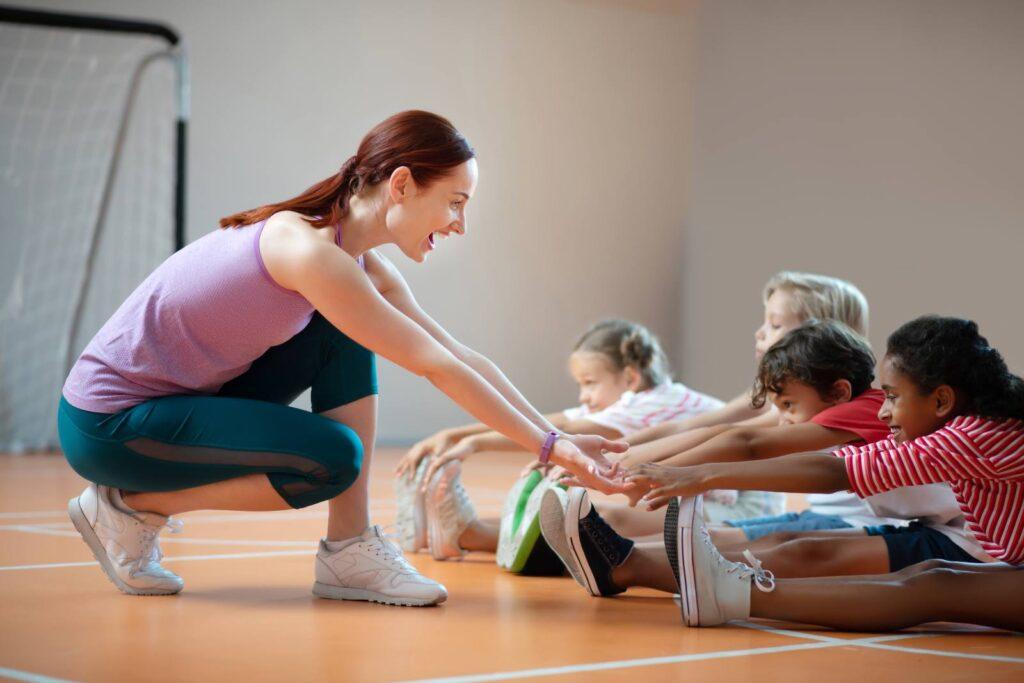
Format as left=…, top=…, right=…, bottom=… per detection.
left=628, top=452, right=850, bottom=509
left=625, top=390, right=770, bottom=448
left=456, top=418, right=623, bottom=455
left=264, top=221, right=550, bottom=456
left=368, top=250, right=560, bottom=435
left=619, top=411, right=779, bottom=468
left=658, top=421, right=860, bottom=467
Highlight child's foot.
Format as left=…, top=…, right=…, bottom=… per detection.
left=67, top=483, right=184, bottom=596
left=664, top=496, right=775, bottom=626
left=539, top=487, right=634, bottom=596
left=425, top=462, right=477, bottom=560
left=313, top=525, right=448, bottom=606
left=394, top=457, right=431, bottom=552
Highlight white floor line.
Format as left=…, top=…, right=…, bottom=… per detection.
left=0, top=511, right=66, bottom=520
left=0, top=549, right=315, bottom=572
left=857, top=641, right=1024, bottom=664
left=0, top=667, right=77, bottom=683
left=0, top=524, right=317, bottom=547
left=742, top=621, right=1024, bottom=665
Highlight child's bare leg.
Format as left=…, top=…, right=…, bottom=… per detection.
left=751, top=565, right=1024, bottom=631
left=598, top=502, right=666, bottom=538
left=714, top=527, right=868, bottom=554
left=610, top=541, right=679, bottom=593
left=723, top=535, right=890, bottom=578
left=459, top=517, right=499, bottom=552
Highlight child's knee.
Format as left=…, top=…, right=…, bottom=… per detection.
left=758, top=530, right=802, bottom=546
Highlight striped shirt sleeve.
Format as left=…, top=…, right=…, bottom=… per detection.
left=835, top=422, right=1006, bottom=498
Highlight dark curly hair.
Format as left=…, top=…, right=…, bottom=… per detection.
left=573, top=319, right=670, bottom=389
left=752, top=319, right=876, bottom=409
left=885, top=316, right=1024, bottom=420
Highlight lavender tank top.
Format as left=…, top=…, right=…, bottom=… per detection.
left=63, top=220, right=358, bottom=413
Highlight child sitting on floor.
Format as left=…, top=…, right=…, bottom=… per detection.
left=633, top=315, right=1024, bottom=628
left=393, top=319, right=724, bottom=566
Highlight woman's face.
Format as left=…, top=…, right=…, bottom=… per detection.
left=568, top=351, right=639, bottom=413
left=754, top=289, right=804, bottom=360
left=386, top=159, right=478, bottom=263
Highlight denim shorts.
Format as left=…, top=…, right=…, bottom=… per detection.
left=724, top=510, right=853, bottom=540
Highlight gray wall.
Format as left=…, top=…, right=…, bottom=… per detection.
left=24, top=0, right=696, bottom=443
left=682, top=0, right=1024, bottom=400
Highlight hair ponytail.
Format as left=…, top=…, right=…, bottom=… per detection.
left=886, top=316, right=1024, bottom=420
left=574, top=319, right=670, bottom=389
left=220, top=111, right=475, bottom=229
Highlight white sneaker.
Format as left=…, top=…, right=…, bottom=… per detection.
left=313, top=525, right=448, bottom=606
left=425, top=462, right=477, bottom=561
left=67, top=484, right=184, bottom=596
left=394, top=457, right=430, bottom=552
left=665, top=496, right=774, bottom=626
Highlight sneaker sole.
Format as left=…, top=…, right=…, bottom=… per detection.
left=497, top=471, right=543, bottom=569
left=395, top=460, right=430, bottom=552
left=67, top=496, right=181, bottom=596
left=425, top=464, right=467, bottom=561
left=538, top=488, right=589, bottom=590
left=312, top=581, right=446, bottom=607
left=670, top=496, right=701, bottom=627
left=505, top=478, right=555, bottom=573
left=565, top=488, right=600, bottom=596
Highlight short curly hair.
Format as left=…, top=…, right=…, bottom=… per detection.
left=885, top=316, right=1024, bottom=420
left=752, top=319, right=876, bottom=409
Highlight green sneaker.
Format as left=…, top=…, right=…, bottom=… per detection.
left=498, top=472, right=567, bottom=575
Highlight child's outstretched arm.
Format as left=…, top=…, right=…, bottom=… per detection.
left=625, top=390, right=770, bottom=446
left=655, top=422, right=860, bottom=468
left=627, top=452, right=850, bottom=510
left=417, top=416, right=626, bottom=485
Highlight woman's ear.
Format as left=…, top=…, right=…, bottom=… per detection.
left=623, top=366, right=643, bottom=392
left=388, top=166, right=413, bottom=203
left=829, top=379, right=853, bottom=404
left=933, top=385, right=957, bottom=419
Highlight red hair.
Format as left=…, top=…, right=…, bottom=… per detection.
left=220, top=110, right=475, bottom=229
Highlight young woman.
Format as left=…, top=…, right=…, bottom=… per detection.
left=58, top=111, right=624, bottom=607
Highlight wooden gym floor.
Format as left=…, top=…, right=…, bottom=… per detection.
left=1, top=449, right=1022, bottom=682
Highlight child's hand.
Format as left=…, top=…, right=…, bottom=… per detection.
left=396, top=429, right=457, bottom=478
left=420, top=438, right=479, bottom=491
left=626, top=463, right=711, bottom=510
left=564, top=433, right=628, bottom=471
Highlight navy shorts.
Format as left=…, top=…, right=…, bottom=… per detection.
left=876, top=522, right=981, bottom=571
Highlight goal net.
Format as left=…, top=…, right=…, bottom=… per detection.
left=0, top=6, right=187, bottom=452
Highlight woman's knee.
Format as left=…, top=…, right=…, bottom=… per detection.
left=320, top=423, right=364, bottom=486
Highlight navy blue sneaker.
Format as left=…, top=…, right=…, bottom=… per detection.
left=539, top=487, right=634, bottom=596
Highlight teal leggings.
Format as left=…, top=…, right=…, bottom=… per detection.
left=57, top=313, right=377, bottom=509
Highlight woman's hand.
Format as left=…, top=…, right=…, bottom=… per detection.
left=395, top=429, right=459, bottom=478
left=564, top=432, right=628, bottom=471
left=420, top=437, right=480, bottom=490
left=549, top=439, right=630, bottom=495
left=626, top=463, right=713, bottom=510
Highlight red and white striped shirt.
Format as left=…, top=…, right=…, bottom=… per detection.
left=563, top=382, right=724, bottom=437
left=836, top=415, right=1024, bottom=564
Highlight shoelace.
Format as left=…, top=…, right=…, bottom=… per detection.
left=364, top=528, right=415, bottom=570
left=582, top=509, right=627, bottom=564
left=700, top=528, right=775, bottom=592
left=134, top=518, right=183, bottom=570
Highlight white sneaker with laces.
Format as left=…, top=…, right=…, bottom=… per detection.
left=425, top=462, right=477, bottom=560
left=67, top=483, right=184, bottom=596
left=313, top=525, right=448, bottom=606
left=394, top=458, right=430, bottom=552
left=666, top=496, right=775, bottom=626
